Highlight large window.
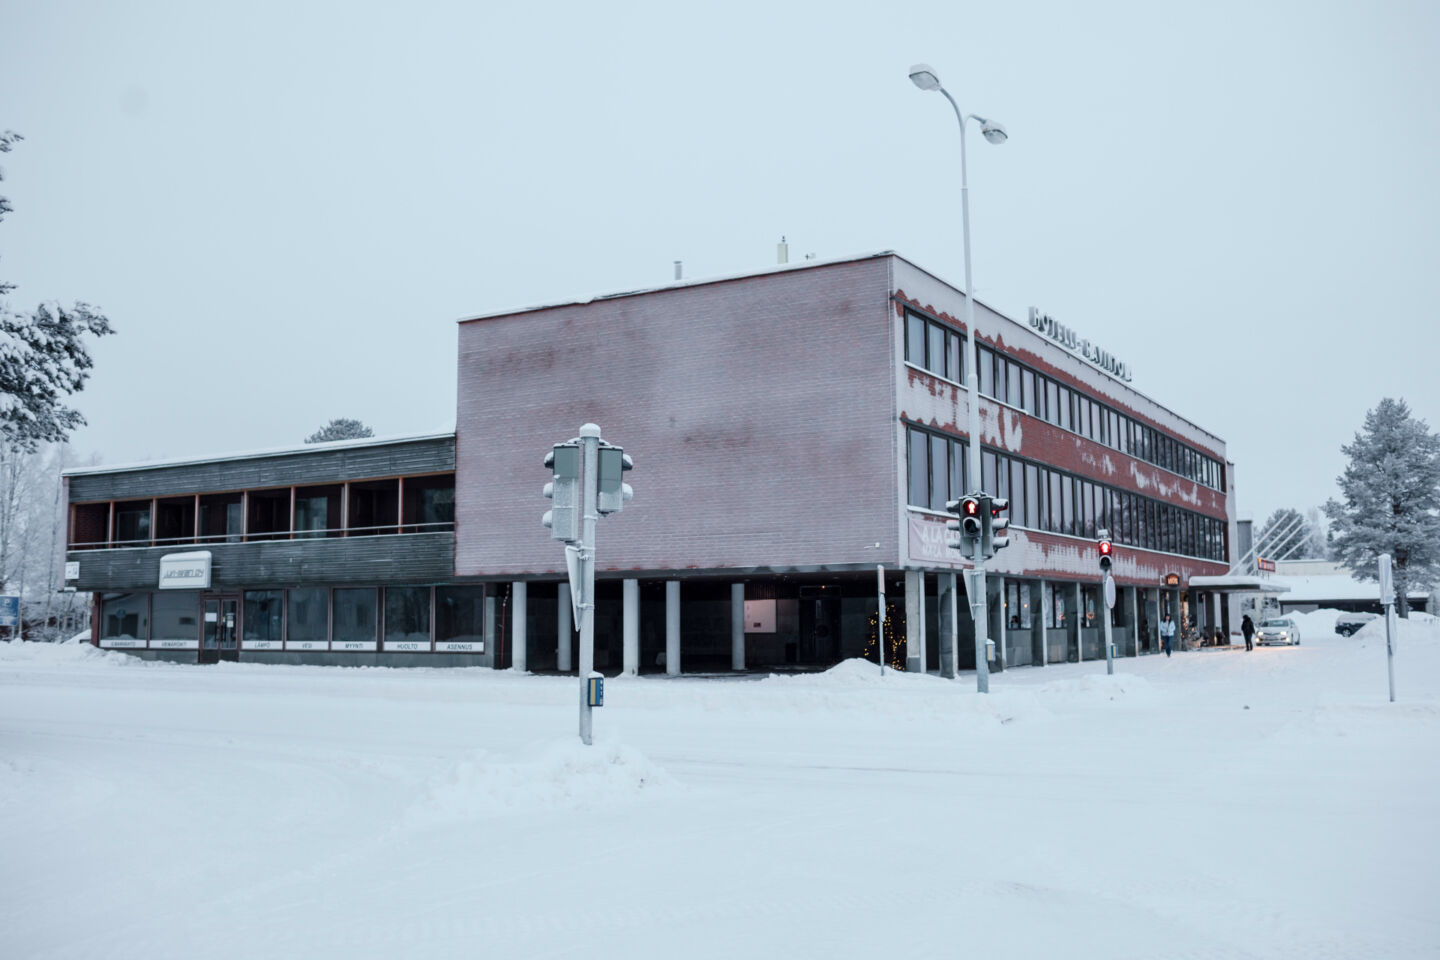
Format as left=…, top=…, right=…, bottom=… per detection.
left=333, top=588, right=378, bottom=651
left=905, top=426, right=969, bottom=511
left=384, top=586, right=431, bottom=651
left=100, top=592, right=147, bottom=647
left=349, top=480, right=399, bottom=536
left=243, top=590, right=284, bottom=649
left=247, top=489, right=289, bottom=541
left=294, top=485, right=342, bottom=538
left=905, top=310, right=965, bottom=384
left=436, top=585, right=486, bottom=652
left=401, top=475, right=455, bottom=533
left=199, top=493, right=243, bottom=543
left=155, top=497, right=195, bottom=545
left=152, top=591, right=199, bottom=649
left=112, top=501, right=151, bottom=546
left=286, top=587, right=329, bottom=651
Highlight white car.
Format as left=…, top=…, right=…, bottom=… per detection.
left=1256, top=617, right=1302, bottom=646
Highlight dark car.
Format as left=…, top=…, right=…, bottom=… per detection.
left=1335, top=612, right=1378, bottom=637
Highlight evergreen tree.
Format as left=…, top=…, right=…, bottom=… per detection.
left=305, top=418, right=374, bottom=444
left=1324, top=398, right=1440, bottom=617
left=0, top=130, right=114, bottom=451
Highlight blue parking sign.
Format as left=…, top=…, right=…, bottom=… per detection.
left=0, top=596, right=18, bottom=628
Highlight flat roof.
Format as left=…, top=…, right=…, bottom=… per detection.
left=62, top=428, right=456, bottom=478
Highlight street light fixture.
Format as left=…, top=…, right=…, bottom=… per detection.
left=909, top=62, right=1007, bottom=693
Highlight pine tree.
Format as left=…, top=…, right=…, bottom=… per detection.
left=1324, top=398, right=1440, bottom=617
left=305, top=418, right=374, bottom=444
left=0, top=130, right=114, bottom=451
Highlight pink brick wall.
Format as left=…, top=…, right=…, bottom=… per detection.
left=455, top=258, right=899, bottom=578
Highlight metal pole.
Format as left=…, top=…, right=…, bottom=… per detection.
left=972, top=541, right=990, bottom=694
left=578, top=424, right=600, bottom=745
left=1380, top=554, right=1396, bottom=702
left=941, top=87, right=992, bottom=693
left=876, top=564, right=886, bottom=675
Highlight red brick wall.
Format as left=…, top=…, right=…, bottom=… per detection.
left=455, top=258, right=899, bottom=578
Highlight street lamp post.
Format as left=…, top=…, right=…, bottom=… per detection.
left=909, top=63, right=1007, bottom=693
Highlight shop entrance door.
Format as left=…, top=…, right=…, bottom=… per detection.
left=200, top=596, right=239, bottom=664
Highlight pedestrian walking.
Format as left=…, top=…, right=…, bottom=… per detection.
left=1241, top=614, right=1255, bottom=652
left=1160, top=613, right=1176, bottom=657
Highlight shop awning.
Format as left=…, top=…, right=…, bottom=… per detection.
left=1187, top=574, right=1290, bottom=593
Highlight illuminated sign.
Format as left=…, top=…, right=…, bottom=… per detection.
left=1162, top=573, right=1181, bottom=587
left=1028, top=307, right=1133, bottom=382
left=159, top=551, right=212, bottom=589
left=1257, top=557, right=1276, bottom=572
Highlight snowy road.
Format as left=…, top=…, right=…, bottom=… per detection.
left=2, top=610, right=1436, bottom=959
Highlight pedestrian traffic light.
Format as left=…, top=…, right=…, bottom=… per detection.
left=542, top=442, right=581, bottom=542
left=983, top=497, right=1010, bottom=556
left=945, top=495, right=984, bottom=552
left=1098, top=535, right=1113, bottom=572
left=596, top=443, right=634, bottom=516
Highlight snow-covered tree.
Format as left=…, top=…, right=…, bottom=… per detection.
left=305, top=418, right=374, bottom=443
left=1256, top=508, right=1309, bottom=560
left=1, top=130, right=114, bottom=452
left=1324, top=398, right=1440, bottom=617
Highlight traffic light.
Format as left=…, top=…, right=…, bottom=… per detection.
left=945, top=495, right=984, bottom=552
left=983, top=497, right=1010, bottom=556
left=596, top=444, right=634, bottom=516
left=1098, top=534, right=1113, bottom=573
left=542, top=442, right=581, bottom=541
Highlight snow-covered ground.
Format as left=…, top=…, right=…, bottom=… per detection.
left=2, top=608, right=1436, bottom=959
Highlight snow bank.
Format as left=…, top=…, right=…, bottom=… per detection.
left=0, top=640, right=134, bottom=665
left=410, top=739, right=676, bottom=826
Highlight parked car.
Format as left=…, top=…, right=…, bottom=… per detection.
left=1256, top=618, right=1302, bottom=646
left=1335, top=612, right=1378, bottom=637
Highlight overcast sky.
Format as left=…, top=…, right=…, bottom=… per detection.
left=2, top=0, right=1436, bottom=528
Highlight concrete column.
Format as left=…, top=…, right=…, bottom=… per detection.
left=1210, top=592, right=1222, bottom=645
left=622, top=579, right=638, bottom=676
left=731, top=583, right=745, bottom=671
left=557, top=583, right=572, bottom=673
left=1074, top=581, right=1084, bottom=662
left=665, top=579, right=680, bottom=676
left=995, top=575, right=1008, bottom=671
left=1126, top=585, right=1139, bottom=657
left=904, top=569, right=925, bottom=674
left=940, top=573, right=957, bottom=679
left=512, top=582, right=527, bottom=672
left=484, top=594, right=496, bottom=666
left=1038, top=581, right=1050, bottom=667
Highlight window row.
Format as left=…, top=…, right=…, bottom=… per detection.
left=906, top=426, right=1227, bottom=561
left=904, top=310, right=966, bottom=384
left=973, top=343, right=1224, bottom=490
left=97, top=584, right=486, bottom=652
left=71, top=473, right=456, bottom=549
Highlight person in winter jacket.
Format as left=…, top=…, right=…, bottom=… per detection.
left=1160, top=613, right=1176, bottom=657
left=1241, top=614, right=1255, bottom=651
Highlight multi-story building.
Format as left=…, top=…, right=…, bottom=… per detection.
left=67, top=252, right=1239, bottom=671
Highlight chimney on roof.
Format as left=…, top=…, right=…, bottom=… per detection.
left=673, top=260, right=682, bottom=281
left=777, top=236, right=789, bottom=265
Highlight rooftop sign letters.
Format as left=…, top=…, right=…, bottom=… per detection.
left=1257, top=557, right=1276, bottom=573
left=158, top=551, right=212, bottom=590
left=1028, top=307, right=1133, bottom=382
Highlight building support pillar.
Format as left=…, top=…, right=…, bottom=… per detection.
left=622, top=579, right=638, bottom=676
left=904, top=569, right=926, bottom=674
left=731, top=583, right=745, bottom=671
left=511, top=581, right=527, bottom=672
left=995, top=575, right=1008, bottom=671
left=1074, top=581, right=1085, bottom=662
left=939, top=572, right=957, bottom=679
left=1038, top=581, right=1050, bottom=667
left=557, top=583, right=572, bottom=673
left=665, top=580, right=681, bottom=676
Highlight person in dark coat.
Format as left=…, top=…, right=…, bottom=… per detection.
left=1242, top=614, right=1255, bottom=651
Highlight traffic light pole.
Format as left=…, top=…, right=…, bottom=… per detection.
left=577, top=426, right=600, bottom=745
left=971, top=539, right=990, bottom=694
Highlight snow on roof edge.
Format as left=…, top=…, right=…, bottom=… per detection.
left=63, top=427, right=457, bottom=478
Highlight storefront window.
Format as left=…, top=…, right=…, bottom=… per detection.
left=155, top=497, right=195, bottom=545
left=295, top=485, right=342, bottom=538
left=436, top=585, right=486, bottom=652
left=1082, top=586, right=1098, bottom=626
left=151, top=591, right=199, bottom=648
left=333, top=588, right=378, bottom=651
left=199, top=493, right=243, bottom=543
left=286, top=587, right=329, bottom=650
left=100, top=592, right=147, bottom=647
left=113, top=501, right=151, bottom=546
left=243, top=590, right=284, bottom=648
left=384, top=587, right=431, bottom=649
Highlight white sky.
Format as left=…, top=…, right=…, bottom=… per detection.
left=2, top=0, right=1437, bottom=528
